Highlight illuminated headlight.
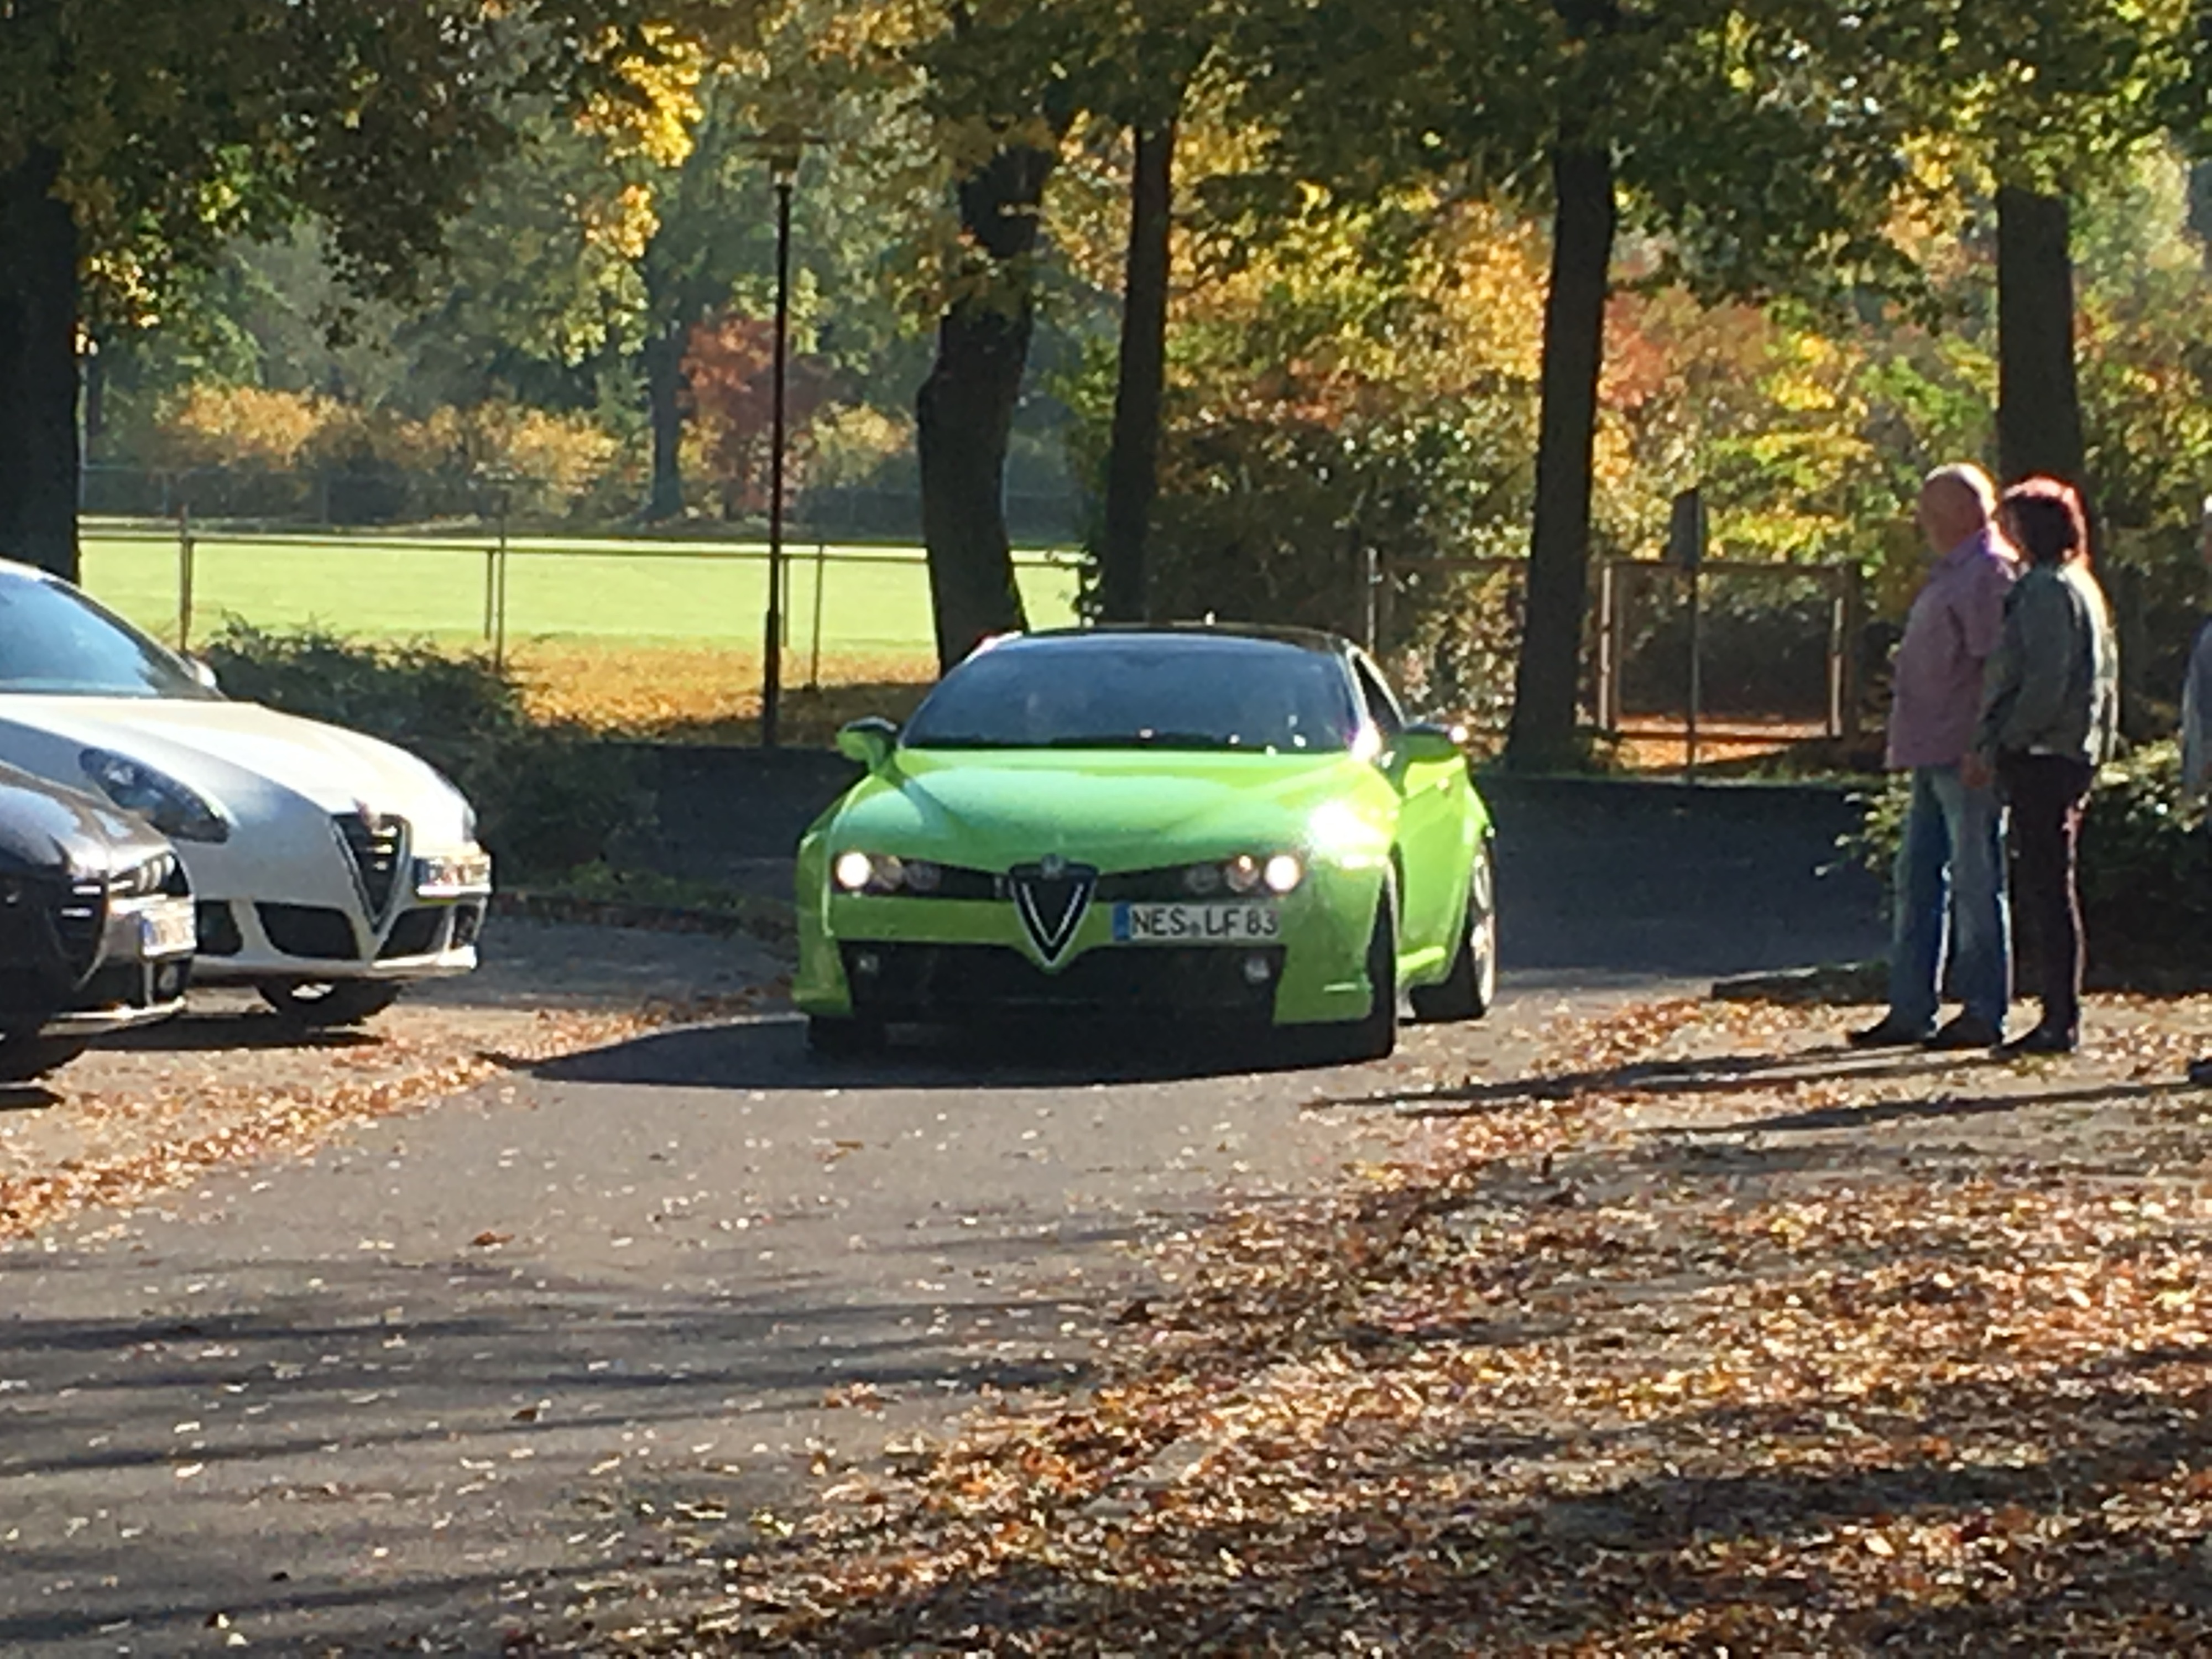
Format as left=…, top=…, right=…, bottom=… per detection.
left=834, top=852, right=942, bottom=895
left=1184, top=855, right=1302, bottom=896
left=108, top=851, right=182, bottom=901
left=415, top=849, right=494, bottom=897
left=80, top=748, right=229, bottom=843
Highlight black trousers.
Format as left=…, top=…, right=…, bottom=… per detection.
left=2000, top=752, right=2095, bottom=1036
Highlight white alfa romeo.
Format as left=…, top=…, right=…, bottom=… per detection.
left=0, top=559, right=493, bottom=1026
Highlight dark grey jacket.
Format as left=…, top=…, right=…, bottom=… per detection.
left=1976, top=560, right=2120, bottom=768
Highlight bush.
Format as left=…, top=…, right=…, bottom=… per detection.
left=199, top=620, right=651, bottom=879
left=1844, top=741, right=2211, bottom=978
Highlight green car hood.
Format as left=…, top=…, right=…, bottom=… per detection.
left=828, top=748, right=1391, bottom=869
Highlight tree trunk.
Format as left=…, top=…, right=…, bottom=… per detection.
left=0, top=145, right=82, bottom=582
left=1996, top=185, right=2087, bottom=491
left=1098, top=117, right=1176, bottom=625
left=917, top=137, right=1058, bottom=670
left=1506, top=143, right=1616, bottom=772
left=642, top=319, right=688, bottom=523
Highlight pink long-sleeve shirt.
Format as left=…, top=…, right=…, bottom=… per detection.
left=1886, top=526, right=2019, bottom=770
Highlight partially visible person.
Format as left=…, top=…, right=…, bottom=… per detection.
left=2185, top=499, right=2211, bottom=1088
left=1853, top=463, right=2020, bottom=1051
left=1971, top=476, right=2119, bottom=1056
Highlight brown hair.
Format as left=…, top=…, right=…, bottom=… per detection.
left=2001, top=476, right=2088, bottom=567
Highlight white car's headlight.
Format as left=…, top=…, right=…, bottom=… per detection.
left=415, top=849, right=494, bottom=898
left=80, top=749, right=229, bottom=844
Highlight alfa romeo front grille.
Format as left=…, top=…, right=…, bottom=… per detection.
left=332, top=813, right=408, bottom=919
left=55, top=879, right=105, bottom=982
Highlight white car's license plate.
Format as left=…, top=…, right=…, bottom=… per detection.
left=135, top=899, right=197, bottom=959
left=1112, top=902, right=1280, bottom=943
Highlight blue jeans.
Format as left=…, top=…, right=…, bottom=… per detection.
left=1887, top=764, right=2010, bottom=1030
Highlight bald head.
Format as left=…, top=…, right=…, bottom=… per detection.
left=1917, top=465, right=1997, bottom=556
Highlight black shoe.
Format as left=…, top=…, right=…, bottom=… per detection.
left=1849, top=1015, right=1935, bottom=1049
left=2189, top=1058, right=2212, bottom=1088
left=2000, top=1025, right=2078, bottom=1058
left=1927, top=1014, right=2003, bottom=1052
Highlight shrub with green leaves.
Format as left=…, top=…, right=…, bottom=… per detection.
left=1844, top=740, right=2210, bottom=978
left=199, top=620, right=650, bottom=879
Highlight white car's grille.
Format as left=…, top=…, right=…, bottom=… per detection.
left=332, top=813, right=408, bottom=919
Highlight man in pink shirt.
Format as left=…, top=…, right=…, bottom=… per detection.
left=1852, top=464, right=2020, bottom=1050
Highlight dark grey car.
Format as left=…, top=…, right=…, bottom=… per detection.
left=0, top=761, right=195, bottom=1082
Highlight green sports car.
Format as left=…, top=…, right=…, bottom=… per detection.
left=792, top=625, right=1497, bottom=1060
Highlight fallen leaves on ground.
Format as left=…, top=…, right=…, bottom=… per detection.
left=0, top=990, right=766, bottom=1243
left=575, top=993, right=2212, bottom=1655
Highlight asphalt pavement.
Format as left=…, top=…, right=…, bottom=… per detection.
left=0, top=770, right=1885, bottom=1654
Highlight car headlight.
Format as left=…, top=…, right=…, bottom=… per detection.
left=1181, top=854, right=1304, bottom=897
left=108, top=851, right=183, bottom=900
left=414, top=848, right=494, bottom=898
left=832, top=852, right=940, bottom=895
left=80, top=749, right=229, bottom=843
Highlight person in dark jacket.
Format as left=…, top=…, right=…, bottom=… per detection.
left=1969, top=476, right=2119, bottom=1055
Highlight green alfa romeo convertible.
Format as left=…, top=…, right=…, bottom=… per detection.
left=793, top=626, right=1497, bottom=1061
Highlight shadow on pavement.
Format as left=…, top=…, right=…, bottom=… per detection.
left=523, top=1011, right=1367, bottom=1092
left=1306, top=1044, right=2002, bottom=1117
left=0, top=1241, right=1115, bottom=1652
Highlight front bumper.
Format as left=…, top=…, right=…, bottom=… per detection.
left=795, top=876, right=1380, bottom=1027
left=2, top=890, right=194, bottom=1041
left=187, top=893, right=487, bottom=986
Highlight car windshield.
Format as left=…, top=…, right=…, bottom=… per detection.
left=902, top=634, right=1359, bottom=753
left=0, top=569, right=212, bottom=699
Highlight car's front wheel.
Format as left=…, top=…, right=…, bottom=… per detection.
left=260, top=981, right=403, bottom=1030
left=0, top=1035, right=89, bottom=1084
left=1411, top=850, right=1497, bottom=1022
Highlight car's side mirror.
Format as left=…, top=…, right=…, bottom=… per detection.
left=835, top=716, right=900, bottom=775
left=1395, top=722, right=1467, bottom=765
left=187, top=656, right=220, bottom=693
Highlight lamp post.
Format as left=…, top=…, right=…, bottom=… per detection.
left=757, top=128, right=805, bottom=750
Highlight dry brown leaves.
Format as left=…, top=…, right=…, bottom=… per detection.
left=586, top=993, right=2212, bottom=1656
left=0, top=989, right=768, bottom=1243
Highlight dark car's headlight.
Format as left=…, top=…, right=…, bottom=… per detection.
left=107, top=851, right=184, bottom=900
left=1181, top=854, right=1304, bottom=896
left=833, top=852, right=941, bottom=895
left=80, top=749, right=229, bottom=844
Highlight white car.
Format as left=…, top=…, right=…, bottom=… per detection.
left=0, top=559, right=493, bottom=1027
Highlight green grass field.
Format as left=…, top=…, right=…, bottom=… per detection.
left=80, top=526, right=1082, bottom=658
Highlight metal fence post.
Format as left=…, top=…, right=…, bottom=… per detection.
left=1360, top=543, right=1380, bottom=653
left=177, top=504, right=196, bottom=652
left=807, top=539, right=827, bottom=692
left=1838, top=561, right=1866, bottom=748
left=493, top=503, right=510, bottom=671
left=1595, top=560, right=1618, bottom=735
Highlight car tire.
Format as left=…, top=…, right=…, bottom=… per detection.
left=260, top=981, right=404, bottom=1030
left=806, top=1015, right=885, bottom=1059
left=0, top=1035, right=90, bottom=1084
left=1411, top=850, right=1497, bottom=1023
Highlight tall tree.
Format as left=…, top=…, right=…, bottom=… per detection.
left=900, top=3, right=1086, bottom=667
left=1232, top=0, right=1914, bottom=769
left=0, top=1, right=763, bottom=580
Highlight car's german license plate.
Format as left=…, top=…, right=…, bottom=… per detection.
left=135, top=898, right=197, bottom=958
left=1112, top=902, right=1279, bottom=943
